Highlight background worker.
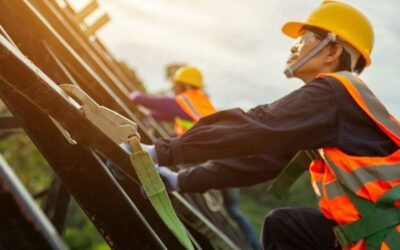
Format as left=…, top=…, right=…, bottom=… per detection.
left=147, top=1, right=400, bottom=249
left=129, top=65, right=216, bottom=135
left=129, top=65, right=260, bottom=249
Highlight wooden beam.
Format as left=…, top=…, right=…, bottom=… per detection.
left=0, top=115, right=22, bottom=132
left=84, top=13, right=110, bottom=36
left=72, top=0, right=98, bottom=23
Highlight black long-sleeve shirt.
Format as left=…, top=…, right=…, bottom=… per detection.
left=155, top=75, right=398, bottom=192
left=178, top=154, right=293, bottom=193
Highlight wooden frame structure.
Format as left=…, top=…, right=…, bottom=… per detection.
left=0, top=0, right=251, bottom=249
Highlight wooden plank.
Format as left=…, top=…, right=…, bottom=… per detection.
left=46, top=0, right=171, bottom=138
left=0, top=115, right=22, bottom=132
left=72, top=0, right=98, bottom=23
left=84, top=13, right=110, bottom=36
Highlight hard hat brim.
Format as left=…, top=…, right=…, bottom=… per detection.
left=282, top=21, right=371, bottom=67
left=282, top=22, right=306, bottom=39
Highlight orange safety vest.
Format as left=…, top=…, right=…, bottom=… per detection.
left=174, top=89, right=217, bottom=136
left=309, top=71, right=400, bottom=250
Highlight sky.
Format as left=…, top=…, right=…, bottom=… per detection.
left=75, top=0, right=399, bottom=116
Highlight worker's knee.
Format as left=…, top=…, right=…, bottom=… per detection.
left=264, top=208, right=292, bottom=232
left=261, top=208, right=293, bottom=249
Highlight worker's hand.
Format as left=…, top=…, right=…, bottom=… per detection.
left=141, top=143, right=158, bottom=164
left=120, top=142, right=131, bottom=153
left=157, top=166, right=179, bottom=191
left=129, top=91, right=141, bottom=102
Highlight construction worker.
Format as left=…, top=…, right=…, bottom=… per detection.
left=145, top=1, right=400, bottom=249
left=130, top=65, right=260, bottom=249
left=129, top=65, right=216, bottom=136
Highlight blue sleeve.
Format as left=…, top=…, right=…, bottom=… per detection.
left=130, top=91, right=192, bottom=121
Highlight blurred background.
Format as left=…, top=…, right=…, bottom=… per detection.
left=93, top=0, right=399, bottom=116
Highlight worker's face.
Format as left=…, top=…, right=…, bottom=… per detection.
left=286, top=31, right=326, bottom=80
left=172, top=81, right=185, bottom=95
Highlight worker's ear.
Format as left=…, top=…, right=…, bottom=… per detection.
left=324, top=43, right=343, bottom=64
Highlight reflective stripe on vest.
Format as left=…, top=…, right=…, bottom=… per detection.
left=174, top=117, right=194, bottom=136
left=175, top=90, right=217, bottom=121
left=322, top=71, right=400, bottom=145
left=325, top=156, right=400, bottom=198
left=174, top=90, right=217, bottom=136
left=309, top=71, right=400, bottom=249
left=324, top=180, right=346, bottom=200
left=178, top=94, right=202, bottom=120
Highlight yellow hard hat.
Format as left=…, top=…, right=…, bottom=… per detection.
left=173, top=66, right=204, bottom=89
left=282, top=0, right=374, bottom=67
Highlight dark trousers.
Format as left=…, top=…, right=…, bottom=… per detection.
left=222, top=188, right=259, bottom=250
left=261, top=207, right=340, bottom=250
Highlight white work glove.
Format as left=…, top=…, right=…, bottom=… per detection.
left=120, top=143, right=131, bottom=153
left=141, top=143, right=158, bottom=164
left=157, top=166, right=179, bottom=191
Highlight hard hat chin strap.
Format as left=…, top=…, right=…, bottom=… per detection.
left=336, top=40, right=360, bottom=72
left=284, top=33, right=337, bottom=78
